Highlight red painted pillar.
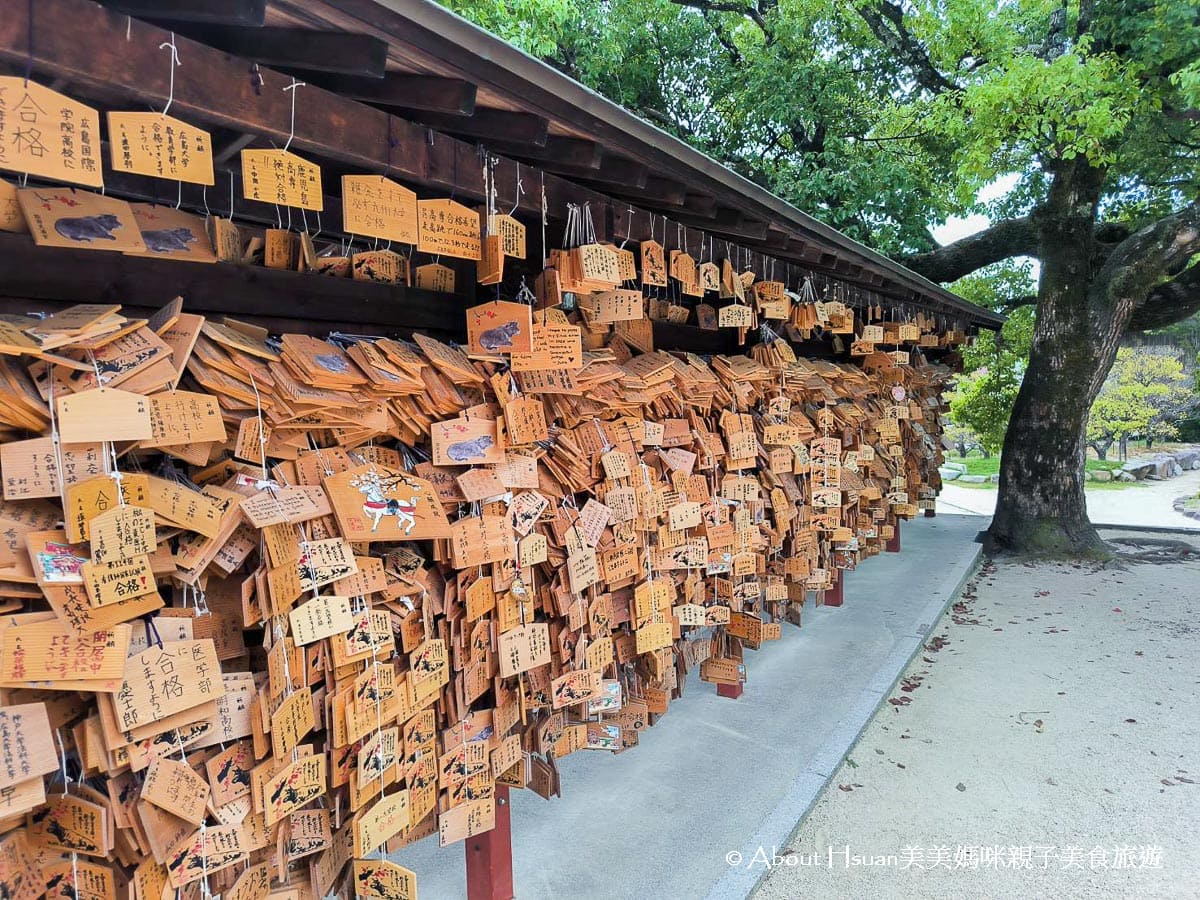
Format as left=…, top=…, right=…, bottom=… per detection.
left=823, top=571, right=843, bottom=607
left=717, top=682, right=744, bottom=699
left=886, top=520, right=901, bottom=553
left=466, top=785, right=513, bottom=900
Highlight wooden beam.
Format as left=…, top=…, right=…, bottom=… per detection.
left=171, top=25, right=388, bottom=78
left=308, top=73, right=477, bottom=115
left=763, top=227, right=790, bottom=250
left=413, top=109, right=550, bottom=148
left=491, top=137, right=602, bottom=171
left=0, top=233, right=471, bottom=333
left=672, top=212, right=769, bottom=242
left=595, top=155, right=647, bottom=190
left=98, top=166, right=350, bottom=236
left=683, top=193, right=717, bottom=218
left=568, top=156, right=648, bottom=193
left=641, top=176, right=687, bottom=207
left=709, top=207, right=745, bottom=229
left=100, top=0, right=266, bottom=26
left=0, top=0, right=602, bottom=222
left=212, top=132, right=258, bottom=166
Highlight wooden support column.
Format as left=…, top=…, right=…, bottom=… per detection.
left=823, top=571, right=844, bottom=607
left=886, top=520, right=901, bottom=553
left=465, top=785, right=514, bottom=900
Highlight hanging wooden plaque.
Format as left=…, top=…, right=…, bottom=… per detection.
left=430, top=416, right=503, bottom=467
left=324, top=464, right=451, bottom=541
left=718, top=304, right=754, bottom=328
left=18, top=188, right=146, bottom=253
left=509, top=323, right=583, bottom=372
left=0, top=178, right=27, bottom=232
left=417, top=199, right=481, bottom=260
left=491, top=213, right=527, bottom=258
left=106, top=112, right=214, bottom=185
left=478, top=234, right=504, bottom=285
left=352, top=249, right=407, bottom=284
left=414, top=263, right=456, bottom=293
left=241, top=149, right=323, bottom=210
left=466, top=301, right=533, bottom=355
left=0, top=79, right=103, bottom=187
left=353, top=860, right=417, bottom=900
left=126, top=206, right=215, bottom=263
left=640, top=240, right=666, bottom=286
left=342, top=175, right=418, bottom=244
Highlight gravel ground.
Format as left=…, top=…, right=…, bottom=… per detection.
left=937, top=468, right=1200, bottom=530
left=755, top=529, right=1200, bottom=900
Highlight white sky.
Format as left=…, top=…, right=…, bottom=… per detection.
left=928, top=174, right=1040, bottom=282
left=930, top=173, right=1019, bottom=245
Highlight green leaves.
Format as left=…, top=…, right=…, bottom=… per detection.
left=441, top=0, right=1198, bottom=264
left=1087, top=347, right=1194, bottom=442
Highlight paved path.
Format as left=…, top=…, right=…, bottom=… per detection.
left=937, top=468, right=1200, bottom=530
left=390, top=515, right=982, bottom=899
left=758, top=529, right=1200, bottom=900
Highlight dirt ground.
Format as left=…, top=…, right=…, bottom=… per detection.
left=755, top=529, right=1200, bottom=900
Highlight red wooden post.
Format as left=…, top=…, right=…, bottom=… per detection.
left=886, top=520, right=901, bottom=553
left=465, top=785, right=514, bottom=900
left=823, top=571, right=844, bottom=607
left=717, top=681, right=744, bottom=699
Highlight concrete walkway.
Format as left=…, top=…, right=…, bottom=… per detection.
left=757, top=528, right=1200, bottom=900
left=938, top=468, right=1200, bottom=530
left=391, top=515, right=982, bottom=899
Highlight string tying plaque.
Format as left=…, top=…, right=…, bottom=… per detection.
left=158, top=33, right=181, bottom=117
left=282, top=79, right=305, bottom=152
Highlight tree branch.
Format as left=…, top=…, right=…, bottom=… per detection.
left=901, top=216, right=1040, bottom=283
left=1095, top=221, right=1131, bottom=243
left=1128, top=263, right=1200, bottom=330
left=855, top=1, right=957, bottom=94
left=1092, top=202, right=1200, bottom=321
left=703, top=11, right=744, bottom=65
left=669, top=0, right=773, bottom=43
left=997, top=295, right=1038, bottom=313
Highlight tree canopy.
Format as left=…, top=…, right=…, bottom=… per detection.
left=1088, top=347, right=1195, bottom=450
left=445, top=1, right=1199, bottom=288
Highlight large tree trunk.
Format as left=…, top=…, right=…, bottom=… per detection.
left=987, top=162, right=1111, bottom=557
left=985, top=164, right=1200, bottom=555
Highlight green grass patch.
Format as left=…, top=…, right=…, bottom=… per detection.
left=949, top=456, right=1127, bottom=477
left=951, top=478, right=1144, bottom=491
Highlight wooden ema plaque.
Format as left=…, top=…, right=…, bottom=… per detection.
left=241, top=149, right=323, bottom=210
left=0, top=79, right=103, bottom=188
left=107, top=112, right=214, bottom=185
left=0, top=290, right=950, bottom=898
left=417, top=198, right=481, bottom=260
